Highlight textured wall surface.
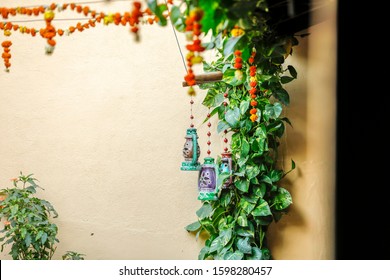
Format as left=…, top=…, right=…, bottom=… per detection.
left=0, top=0, right=336, bottom=259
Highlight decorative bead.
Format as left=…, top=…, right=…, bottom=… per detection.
left=224, top=93, right=228, bottom=98
left=224, top=129, right=228, bottom=134
left=207, top=132, right=211, bottom=137
left=207, top=141, right=211, bottom=145
left=190, top=115, right=194, bottom=119
left=190, top=124, right=194, bottom=128
left=207, top=122, right=211, bottom=127
left=190, top=100, right=194, bottom=104
left=224, top=147, right=228, bottom=152
left=223, top=101, right=227, bottom=106
left=207, top=150, right=211, bottom=155
left=207, top=113, right=211, bottom=118
left=224, top=138, right=228, bottom=143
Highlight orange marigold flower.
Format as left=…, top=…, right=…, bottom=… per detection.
left=250, top=100, right=258, bottom=106
left=83, top=6, right=90, bottom=16
left=250, top=114, right=257, bottom=122
left=131, top=26, right=139, bottom=33
left=234, top=63, right=242, bottom=69
left=250, top=94, right=257, bottom=99
left=249, top=88, right=257, bottom=95
left=250, top=108, right=257, bottom=114
left=248, top=57, right=255, bottom=64
left=234, top=50, right=242, bottom=56
left=76, top=5, right=82, bottom=13
left=235, top=57, right=242, bottom=63
left=134, top=1, right=142, bottom=9
left=47, top=39, right=56, bottom=46
left=250, top=81, right=257, bottom=87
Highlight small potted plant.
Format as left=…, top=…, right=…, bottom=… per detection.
left=0, top=173, right=59, bottom=260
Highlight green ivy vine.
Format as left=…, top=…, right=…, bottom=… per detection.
left=169, top=0, right=299, bottom=260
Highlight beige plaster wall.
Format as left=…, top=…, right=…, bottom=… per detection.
left=0, top=0, right=336, bottom=259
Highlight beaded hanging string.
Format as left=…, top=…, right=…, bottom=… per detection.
left=222, top=90, right=229, bottom=152
left=206, top=107, right=212, bottom=156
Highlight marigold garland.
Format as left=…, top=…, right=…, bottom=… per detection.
left=184, top=8, right=205, bottom=96
left=1, top=40, right=12, bottom=71
left=248, top=48, right=258, bottom=122
left=0, top=1, right=172, bottom=71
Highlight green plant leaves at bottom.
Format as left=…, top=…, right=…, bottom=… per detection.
left=199, top=246, right=210, bottom=260
left=235, top=179, right=249, bottom=193
left=237, top=237, right=252, bottom=254
left=223, top=251, right=244, bottom=260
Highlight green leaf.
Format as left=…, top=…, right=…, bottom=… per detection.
left=259, top=175, right=273, bottom=185
left=261, top=248, right=271, bottom=260
left=185, top=221, right=201, bottom=232
left=247, top=247, right=262, bottom=260
left=237, top=214, right=248, bottom=227
left=269, top=170, right=283, bottom=182
left=274, top=88, right=290, bottom=106
left=209, top=237, right=222, bottom=253
left=237, top=237, right=251, bottom=254
left=217, top=121, right=230, bottom=133
left=253, top=184, right=266, bottom=198
left=219, top=228, right=233, bottom=247
left=41, top=232, right=48, bottom=244
left=236, top=228, right=254, bottom=237
left=10, top=205, right=19, bottom=215
left=147, top=0, right=167, bottom=26
left=199, top=246, right=210, bottom=260
left=225, top=107, right=240, bottom=128
left=223, top=36, right=244, bottom=57
left=220, top=190, right=233, bottom=207
left=223, top=251, right=244, bottom=260
left=272, top=188, right=293, bottom=210
left=25, top=234, right=32, bottom=247
left=246, top=165, right=260, bottom=180
left=255, top=125, right=267, bottom=138
left=264, top=103, right=283, bottom=119
left=288, top=65, right=297, bottom=78
left=20, top=227, right=27, bottom=239
left=239, top=197, right=256, bottom=214
left=281, top=76, right=295, bottom=84
left=240, top=138, right=250, bottom=158
left=202, top=89, right=224, bottom=107
left=235, top=179, right=249, bottom=193
left=199, top=0, right=220, bottom=34
left=252, top=199, right=272, bottom=217
left=196, top=203, right=213, bottom=220
left=237, top=156, right=248, bottom=168
left=223, top=69, right=245, bottom=86
left=239, top=100, right=250, bottom=115
left=169, top=5, right=181, bottom=25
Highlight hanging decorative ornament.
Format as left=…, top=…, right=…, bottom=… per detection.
left=198, top=157, right=218, bottom=201
left=219, top=152, right=233, bottom=189
left=181, top=128, right=201, bottom=171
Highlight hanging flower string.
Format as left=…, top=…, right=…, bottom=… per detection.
left=249, top=48, right=258, bottom=122
left=0, top=2, right=172, bottom=71
left=1, top=40, right=12, bottom=71
left=184, top=8, right=205, bottom=96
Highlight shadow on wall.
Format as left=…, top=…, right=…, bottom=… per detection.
left=268, top=33, right=309, bottom=258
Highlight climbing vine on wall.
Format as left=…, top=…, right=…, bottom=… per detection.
left=0, top=0, right=298, bottom=260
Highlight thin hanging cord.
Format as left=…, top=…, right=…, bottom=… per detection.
left=164, top=0, right=187, bottom=73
